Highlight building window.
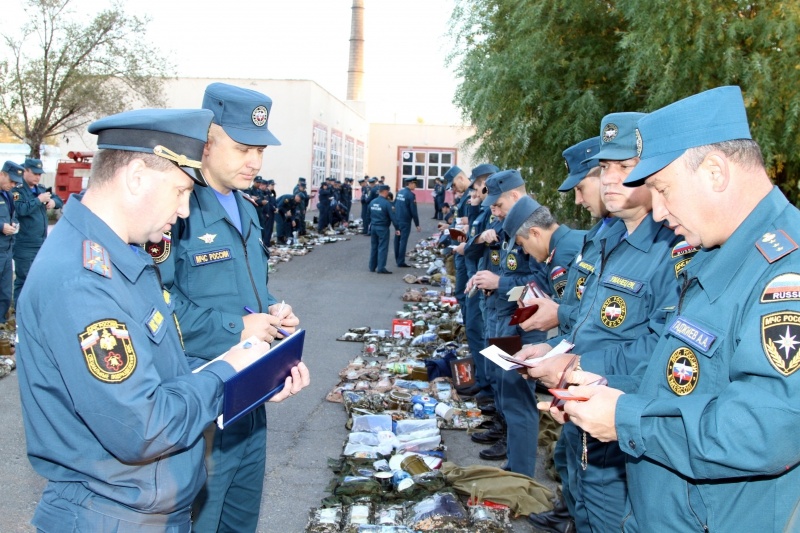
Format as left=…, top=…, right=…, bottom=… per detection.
left=355, top=141, right=365, bottom=180
left=400, top=148, right=455, bottom=190
left=330, top=130, right=343, bottom=181
left=312, top=123, right=328, bottom=187
left=344, top=136, right=355, bottom=180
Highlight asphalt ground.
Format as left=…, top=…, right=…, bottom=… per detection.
left=0, top=203, right=555, bottom=532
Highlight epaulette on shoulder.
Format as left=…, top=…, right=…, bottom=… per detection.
left=756, top=230, right=798, bottom=264
left=83, top=240, right=112, bottom=278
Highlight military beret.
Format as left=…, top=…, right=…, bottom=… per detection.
left=503, top=195, right=542, bottom=237
left=88, top=108, right=214, bottom=186
left=583, top=112, right=646, bottom=165
left=2, top=161, right=24, bottom=183
left=624, top=86, right=752, bottom=186
left=202, top=82, right=281, bottom=147
left=23, top=157, right=44, bottom=175
left=559, top=137, right=601, bottom=192
left=482, top=169, right=524, bottom=207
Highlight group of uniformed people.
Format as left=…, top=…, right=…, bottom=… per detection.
left=363, top=175, right=422, bottom=274
left=436, top=86, right=799, bottom=533
left=0, top=157, right=64, bottom=326
left=15, top=82, right=311, bottom=533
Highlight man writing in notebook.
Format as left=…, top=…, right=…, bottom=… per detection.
left=154, top=83, right=308, bottom=533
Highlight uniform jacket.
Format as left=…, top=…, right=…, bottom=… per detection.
left=368, top=196, right=397, bottom=228
left=616, top=187, right=800, bottom=532
left=395, top=186, right=419, bottom=227
left=0, top=189, right=18, bottom=252
left=545, top=225, right=586, bottom=301
left=14, top=183, right=63, bottom=248
left=16, top=197, right=233, bottom=515
left=159, top=186, right=278, bottom=360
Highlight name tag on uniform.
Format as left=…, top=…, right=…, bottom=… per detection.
left=191, top=248, right=233, bottom=266
left=668, top=316, right=716, bottom=352
left=602, top=274, right=643, bottom=294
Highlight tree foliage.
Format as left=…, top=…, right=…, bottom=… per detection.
left=449, top=0, right=800, bottom=225
left=0, top=0, right=171, bottom=158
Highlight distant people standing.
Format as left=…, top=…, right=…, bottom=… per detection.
left=0, top=162, right=22, bottom=323
left=362, top=176, right=379, bottom=235
left=262, top=179, right=277, bottom=247
left=14, top=157, right=63, bottom=301
left=433, top=177, right=445, bottom=220
left=394, top=176, right=420, bottom=267
left=293, top=178, right=309, bottom=236
left=368, top=184, right=398, bottom=274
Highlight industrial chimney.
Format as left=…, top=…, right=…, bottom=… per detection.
left=346, top=0, right=365, bottom=102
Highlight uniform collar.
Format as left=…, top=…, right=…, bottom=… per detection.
left=691, top=186, right=789, bottom=302
left=549, top=224, right=572, bottom=252
left=62, top=195, right=151, bottom=283
left=193, top=186, right=257, bottom=228
left=618, top=212, right=663, bottom=253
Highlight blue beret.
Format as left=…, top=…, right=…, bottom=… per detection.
left=482, top=169, right=524, bottom=207
left=2, top=161, right=24, bottom=183
left=443, top=165, right=464, bottom=190
left=470, top=163, right=499, bottom=183
left=88, top=108, right=213, bottom=186
left=23, top=157, right=44, bottom=174
left=503, top=195, right=542, bottom=238
left=624, top=86, right=752, bottom=186
left=202, top=83, right=281, bottom=147
left=559, top=137, right=601, bottom=192
left=583, top=112, right=646, bottom=164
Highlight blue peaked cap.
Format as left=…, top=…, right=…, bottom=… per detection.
left=624, top=86, right=752, bottom=186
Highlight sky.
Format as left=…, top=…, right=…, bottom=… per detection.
left=4, top=0, right=464, bottom=125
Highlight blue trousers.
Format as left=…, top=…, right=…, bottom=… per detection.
left=369, top=225, right=390, bottom=272
left=562, top=422, right=627, bottom=532
left=493, top=316, right=544, bottom=478
left=361, top=204, right=371, bottom=234
left=0, top=250, right=12, bottom=320
left=394, top=223, right=411, bottom=266
left=192, top=408, right=267, bottom=533
left=13, top=245, right=39, bottom=303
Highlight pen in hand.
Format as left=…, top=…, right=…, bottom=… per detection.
left=244, top=305, right=291, bottom=337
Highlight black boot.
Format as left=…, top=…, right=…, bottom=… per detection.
left=528, top=497, right=575, bottom=533
left=479, top=437, right=507, bottom=460
left=471, top=419, right=505, bottom=444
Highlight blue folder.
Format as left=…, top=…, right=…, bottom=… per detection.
left=219, top=329, right=305, bottom=428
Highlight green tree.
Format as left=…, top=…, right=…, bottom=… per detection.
left=449, top=0, right=800, bottom=223
left=0, top=0, right=170, bottom=158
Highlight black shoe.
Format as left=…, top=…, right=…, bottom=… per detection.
left=377, top=269, right=392, bottom=274
left=480, top=403, right=497, bottom=416
left=369, top=269, right=376, bottom=273
left=455, top=383, right=482, bottom=398
left=397, top=264, right=412, bottom=268
left=479, top=438, right=507, bottom=460
left=471, top=425, right=505, bottom=444
left=528, top=498, right=574, bottom=533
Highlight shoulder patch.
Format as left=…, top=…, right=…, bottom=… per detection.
left=671, top=241, right=697, bottom=258
left=83, top=240, right=112, bottom=279
left=145, top=231, right=171, bottom=264
left=761, top=273, right=800, bottom=303
left=666, top=347, right=699, bottom=395
left=756, top=230, right=798, bottom=264
left=12, top=191, right=19, bottom=202
left=761, top=311, right=800, bottom=376
left=674, top=257, right=692, bottom=279
left=78, top=319, right=137, bottom=383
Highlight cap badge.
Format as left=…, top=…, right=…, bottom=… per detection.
left=602, top=123, right=618, bottom=143
left=198, top=233, right=217, bottom=244
left=252, top=105, right=268, bottom=127
left=635, top=128, right=643, bottom=157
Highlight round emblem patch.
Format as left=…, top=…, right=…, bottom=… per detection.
left=602, top=123, right=619, bottom=143
left=666, top=346, right=699, bottom=395
left=635, top=128, right=643, bottom=157
left=575, top=276, right=586, bottom=300
left=78, top=319, right=137, bottom=383
left=506, top=252, right=518, bottom=271
left=490, top=250, right=500, bottom=265
left=761, top=311, right=800, bottom=376
left=252, top=105, right=268, bottom=127
left=600, top=295, right=626, bottom=328
left=145, top=231, right=171, bottom=264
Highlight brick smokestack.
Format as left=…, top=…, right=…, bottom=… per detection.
left=347, top=0, right=365, bottom=101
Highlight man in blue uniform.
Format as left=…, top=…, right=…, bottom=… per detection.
left=393, top=176, right=420, bottom=267
left=16, top=108, right=308, bottom=532
left=433, top=177, right=445, bottom=220
left=262, top=179, right=277, bottom=247
left=0, top=162, right=22, bottom=323
left=13, top=157, right=63, bottom=301
left=520, top=113, right=695, bottom=533
left=275, top=192, right=298, bottom=244
left=562, top=86, right=800, bottom=533
left=358, top=176, right=370, bottom=234
left=368, top=184, right=398, bottom=274
left=444, top=165, right=473, bottom=333
left=157, top=83, right=304, bottom=533
left=293, top=178, right=309, bottom=236
left=342, top=177, right=353, bottom=221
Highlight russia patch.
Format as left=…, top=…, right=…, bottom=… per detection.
left=760, top=273, right=800, bottom=303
